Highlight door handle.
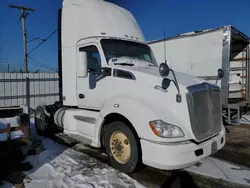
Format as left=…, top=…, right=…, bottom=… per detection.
left=78, top=94, right=85, bottom=99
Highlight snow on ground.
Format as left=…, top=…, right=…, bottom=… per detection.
left=22, top=138, right=145, bottom=188
left=1, top=117, right=250, bottom=187
left=187, top=157, right=250, bottom=187
left=1, top=118, right=145, bottom=188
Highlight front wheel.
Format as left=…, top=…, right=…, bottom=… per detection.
left=103, top=121, right=140, bottom=174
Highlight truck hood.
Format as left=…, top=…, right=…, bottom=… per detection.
left=112, top=64, right=205, bottom=87
left=108, top=56, right=205, bottom=87
left=107, top=64, right=201, bottom=142
left=107, top=63, right=219, bottom=143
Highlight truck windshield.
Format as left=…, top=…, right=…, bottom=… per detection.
left=101, top=39, right=158, bottom=66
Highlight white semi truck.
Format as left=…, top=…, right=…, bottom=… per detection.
left=34, top=0, right=226, bottom=174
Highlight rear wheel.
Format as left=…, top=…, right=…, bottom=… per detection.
left=34, top=105, right=55, bottom=136
left=103, top=121, right=139, bottom=174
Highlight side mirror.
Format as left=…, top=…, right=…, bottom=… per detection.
left=217, top=69, right=224, bottom=79
left=159, top=63, right=182, bottom=103
left=159, top=63, right=170, bottom=77
left=77, top=51, right=88, bottom=78
left=215, top=68, right=224, bottom=85
left=162, top=78, right=171, bottom=89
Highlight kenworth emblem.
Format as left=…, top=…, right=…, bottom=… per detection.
left=154, top=85, right=168, bottom=93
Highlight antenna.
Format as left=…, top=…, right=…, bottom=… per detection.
left=164, top=30, right=167, bottom=64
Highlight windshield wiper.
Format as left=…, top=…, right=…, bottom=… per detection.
left=114, top=62, right=134, bottom=66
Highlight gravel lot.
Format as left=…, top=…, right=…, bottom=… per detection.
left=214, top=124, right=250, bottom=168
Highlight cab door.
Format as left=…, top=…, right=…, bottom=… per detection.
left=77, top=43, right=107, bottom=110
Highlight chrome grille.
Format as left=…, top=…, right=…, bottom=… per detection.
left=186, top=83, right=222, bottom=141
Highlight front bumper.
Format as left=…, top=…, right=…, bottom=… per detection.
left=140, top=126, right=226, bottom=170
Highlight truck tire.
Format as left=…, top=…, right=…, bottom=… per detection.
left=103, top=121, right=139, bottom=174
left=46, top=105, right=58, bottom=132
left=34, top=105, right=54, bottom=136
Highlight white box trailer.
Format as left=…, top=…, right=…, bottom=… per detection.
left=148, top=26, right=250, bottom=124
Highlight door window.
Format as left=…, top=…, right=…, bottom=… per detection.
left=79, top=45, right=101, bottom=71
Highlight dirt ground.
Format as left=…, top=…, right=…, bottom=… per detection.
left=214, top=124, right=250, bottom=168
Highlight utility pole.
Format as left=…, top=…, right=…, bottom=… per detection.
left=9, top=5, right=35, bottom=73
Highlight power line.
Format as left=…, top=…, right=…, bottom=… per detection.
left=27, top=36, right=44, bottom=42
left=28, top=56, right=57, bottom=72
left=0, top=1, right=22, bottom=33
left=28, top=57, right=55, bottom=72
left=15, top=20, right=23, bottom=31
left=27, top=29, right=58, bottom=56
left=18, top=56, right=24, bottom=70
left=27, top=37, right=43, bottom=43
left=0, top=2, right=25, bottom=68
left=27, top=61, right=40, bottom=71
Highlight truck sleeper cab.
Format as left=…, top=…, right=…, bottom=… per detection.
left=34, top=0, right=226, bottom=174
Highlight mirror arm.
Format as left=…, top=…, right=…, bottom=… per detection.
left=215, top=76, right=219, bottom=85
left=170, top=69, right=180, bottom=93
left=158, top=62, right=181, bottom=103
left=170, top=69, right=182, bottom=103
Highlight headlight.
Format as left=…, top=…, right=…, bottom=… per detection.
left=149, top=120, right=185, bottom=138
